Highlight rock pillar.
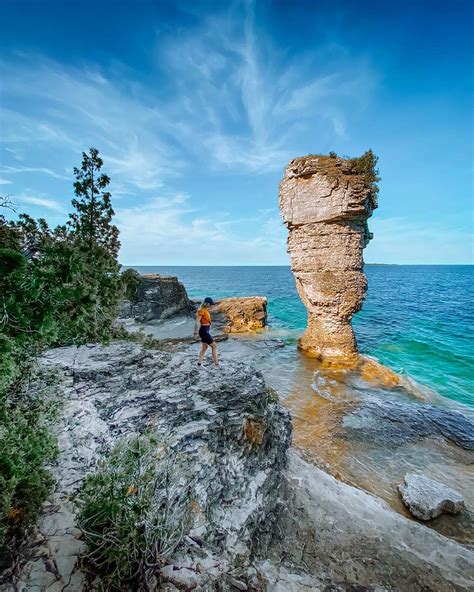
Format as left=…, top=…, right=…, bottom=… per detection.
left=279, top=153, right=378, bottom=366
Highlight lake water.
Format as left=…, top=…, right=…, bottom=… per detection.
left=131, top=265, right=473, bottom=409
left=128, top=264, right=474, bottom=543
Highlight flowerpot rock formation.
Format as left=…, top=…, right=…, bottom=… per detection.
left=279, top=153, right=378, bottom=366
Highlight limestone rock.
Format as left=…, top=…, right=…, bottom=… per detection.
left=268, top=452, right=474, bottom=591
left=119, top=273, right=192, bottom=322
left=213, top=296, right=268, bottom=333
left=398, top=473, right=466, bottom=520
left=342, top=395, right=474, bottom=449
left=7, top=342, right=291, bottom=590
left=279, top=154, right=377, bottom=365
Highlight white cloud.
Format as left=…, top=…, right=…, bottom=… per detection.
left=0, top=1, right=377, bottom=192
left=0, top=59, right=183, bottom=193
left=0, top=2, right=381, bottom=263
left=156, top=3, right=376, bottom=172
left=0, top=164, right=69, bottom=180
left=0, top=178, right=12, bottom=185
left=18, top=193, right=66, bottom=213
left=116, top=195, right=288, bottom=265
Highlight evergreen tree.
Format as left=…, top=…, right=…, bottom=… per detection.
left=69, top=147, right=120, bottom=258
left=63, top=147, right=122, bottom=342
left=0, top=149, right=123, bottom=556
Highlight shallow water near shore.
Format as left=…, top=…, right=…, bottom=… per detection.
left=129, top=264, right=474, bottom=543
left=131, top=264, right=473, bottom=408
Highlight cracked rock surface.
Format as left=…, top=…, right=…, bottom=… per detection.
left=2, top=341, right=291, bottom=591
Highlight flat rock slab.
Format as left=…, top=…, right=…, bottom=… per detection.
left=270, top=452, right=474, bottom=591
left=399, top=473, right=466, bottom=521
left=342, top=395, right=474, bottom=450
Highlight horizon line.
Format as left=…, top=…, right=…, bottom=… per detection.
left=120, top=263, right=474, bottom=267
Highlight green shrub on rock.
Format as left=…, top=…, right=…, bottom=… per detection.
left=78, top=433, right=194, bottom=591
left=121, top=268, right=142, bottom=302
left=0, top=369, right=61, bottom=564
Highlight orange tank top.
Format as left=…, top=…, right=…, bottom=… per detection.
left=198, top=308, right=211, bottom=325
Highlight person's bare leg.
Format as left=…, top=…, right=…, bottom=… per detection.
left=211, top=342, right=219, bottom=366
left=198, top=343, right=208, bottom=364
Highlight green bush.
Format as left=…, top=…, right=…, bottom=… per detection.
left=0, top=147, right=122, bottom=567
left=78, top=433, right=193, bottom=591
left=0, top=369, right=60, bottom=564
left=121, top=268, right=142, bottom=302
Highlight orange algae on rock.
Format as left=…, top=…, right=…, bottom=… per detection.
left=358, top=357, right=401, bottom=388
left=212, top=296, right=267, bottom=333
left=242, top=416, right=266, bottom=446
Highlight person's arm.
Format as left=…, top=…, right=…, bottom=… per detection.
left=194, top=311, right=200, bottom=338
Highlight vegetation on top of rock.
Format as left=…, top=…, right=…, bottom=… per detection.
left=290, top=149, right=380, bottom=207
left=0, top=148, right=123, bottom=565
left=121, top=267, right=143, bottom=302
left=78, top=432, right=194, bottom=591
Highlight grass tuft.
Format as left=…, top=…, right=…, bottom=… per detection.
left=78, top=432, right=194, bottom=591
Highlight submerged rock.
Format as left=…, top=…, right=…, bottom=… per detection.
left=399, top=473, right=466, bottom=521
left=213, top=296, right=268, bottom=333
left=8, top=342, right=291, bottom=591
left=279, top=154, right=377, bottom=366
left=342, top=395, right=474, bottom=450
left=119, top=273, right=193, bottom=322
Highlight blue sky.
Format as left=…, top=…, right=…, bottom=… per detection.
left=1, top=0, right=472, bottom=264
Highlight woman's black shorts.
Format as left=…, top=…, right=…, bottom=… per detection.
left=199, top=325, right=214, bottom=345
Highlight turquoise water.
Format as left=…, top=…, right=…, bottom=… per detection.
left=131, top=265, right=474, bottom=409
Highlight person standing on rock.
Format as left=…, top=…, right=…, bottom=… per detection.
left=194, top=297, right=219, bottom=367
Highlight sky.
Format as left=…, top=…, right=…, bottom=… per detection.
left=0, top=0, right=472, bottom=265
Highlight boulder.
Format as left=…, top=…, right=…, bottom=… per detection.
left=213, top=296, right=267, bottom=333
left=119, top=273, right=193, bottom=322
left=279, top=154, right=377, bottom=366
left=398, top=473, right=466, bottom=520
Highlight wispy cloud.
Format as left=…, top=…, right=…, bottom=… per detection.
left=0, top=1, right=376, bottom=186
left=17, top=193, right=66, bottom=213
left=116, top=194, right=287, bottom=265
left=0, top=58, right=184, bottom=192
left=0, top=164, right=69, bottom=180
left=156, top=2, right=375, bottom=172
left=0, top=1, right=377, bottom=262
left=0, top=178, right=12, bottom=185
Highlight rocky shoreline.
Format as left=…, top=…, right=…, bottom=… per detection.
left=3, top=273, right=474, bottom=591
left=3, top=344, right=473, bottom=590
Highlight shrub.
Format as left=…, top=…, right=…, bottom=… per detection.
left=78, top=433, right=194, bottom=591
left=121, top=268, right=142, bottom=302
left=348, top=148, right=380, bottom=206
left=0, top=369, right=60, bottom=565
